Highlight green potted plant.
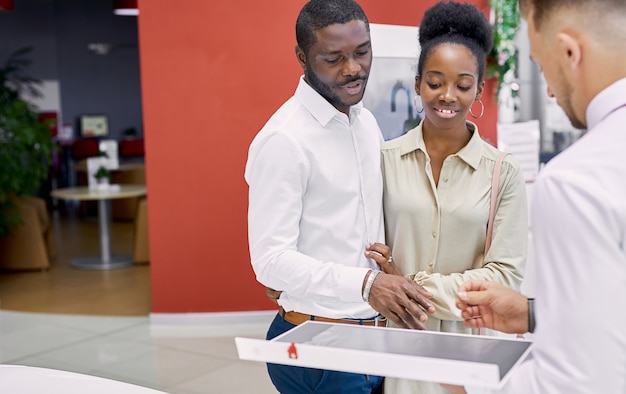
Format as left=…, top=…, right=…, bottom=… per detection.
left=94, top=166, right=112, bottom=185
left=0, top=47, right=55, bottom=237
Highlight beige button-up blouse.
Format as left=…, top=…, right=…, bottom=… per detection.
left=381, top=121, right=528, bottom=331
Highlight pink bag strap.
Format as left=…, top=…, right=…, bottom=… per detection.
left=479, top=152, right=509, bottom=337
left=484, top=152, right=509, bottom=256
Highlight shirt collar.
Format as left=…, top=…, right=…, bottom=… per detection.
left=294, top=76, right=363, bottom=126
left=399, top=120, right=484, bottom=170
left=586, top=77, right=626, bottom=130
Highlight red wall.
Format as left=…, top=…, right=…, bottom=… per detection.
left=138, top=0, right=495, bottom=313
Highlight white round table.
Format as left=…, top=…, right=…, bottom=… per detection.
left=0, top=365, right=167, bottom=393
left=50, top=184, right=147, bottom=270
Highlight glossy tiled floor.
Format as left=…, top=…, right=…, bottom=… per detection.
left=0, top=205, right=278, bottom=393
left=0, top=310, right=278, bottom=394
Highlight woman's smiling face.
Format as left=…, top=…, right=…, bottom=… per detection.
left=416, top=43, right=483, bottom=131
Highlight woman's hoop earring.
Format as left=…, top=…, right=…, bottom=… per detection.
left=469, top=99, right=485, bottom=119
left=415, top=96, right=424, bottom=114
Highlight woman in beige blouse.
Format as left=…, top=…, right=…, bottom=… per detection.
left=366, top=2, right=528, bottom=393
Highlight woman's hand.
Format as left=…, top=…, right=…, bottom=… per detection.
left=365, top=242, right=403, bottom=276
left=440, top=384, right=467, bottom=393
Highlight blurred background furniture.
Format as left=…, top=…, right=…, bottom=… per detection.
left=70, top=138, right=102, bottom=216
left=133, top=197, right=149, bottom=264
left=70, top=137, right=146, bottom=220
left=112, top=163, right=146, bottom=221
left=0, top=196, right=55, bottom=271
left=118, top=137, right=144, bottom=161
left=50, top=185, right=146, bottom=270
left=113, top=137, right=146, bottom=221
left=71, top=138, right=100, bottom=161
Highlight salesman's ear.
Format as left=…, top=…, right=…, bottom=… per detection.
left=555, top=32, right=582, bottom=72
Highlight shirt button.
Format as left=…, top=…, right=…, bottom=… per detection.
left=428, top=261, right=434, bottom=267
left=432, top=232, right=437, bottom=238
left=443, top=177, right=449, bottom=182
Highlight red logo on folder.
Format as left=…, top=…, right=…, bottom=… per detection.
left=288, top=342, right=298, bottom=359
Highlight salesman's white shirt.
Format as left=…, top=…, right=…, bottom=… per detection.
left=244, top=77, right=384, bottom=319
left=472, top=78, right=626, bottom=393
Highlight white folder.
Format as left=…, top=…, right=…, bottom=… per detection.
left=236, top=321, right=532, bottom=389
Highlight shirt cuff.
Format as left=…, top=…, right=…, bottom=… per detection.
left=337, top=266, right=371, bottom=302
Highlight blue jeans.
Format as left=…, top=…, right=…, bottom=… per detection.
left=265, top=313, right=384, bottom=394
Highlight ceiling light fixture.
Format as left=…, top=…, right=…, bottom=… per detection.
left=113, top=0, right=138, bottom=16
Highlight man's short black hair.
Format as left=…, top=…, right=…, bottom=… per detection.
left=296, top=0, right=370, bottom=55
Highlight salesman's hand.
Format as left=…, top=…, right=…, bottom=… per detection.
left=440, top=384, right=467, bottom=394
left=456, top=280, right=528, bottom=334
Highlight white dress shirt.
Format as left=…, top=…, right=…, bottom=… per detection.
left=472, top=78, right=626, bottom=393
left=244, top=77, right=384, bottom=319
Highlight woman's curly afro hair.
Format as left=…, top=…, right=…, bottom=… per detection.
left=417, top=1, right=493, bottom=82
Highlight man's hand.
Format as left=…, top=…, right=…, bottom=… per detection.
left=365, top=243, right=435, bottom=329
left=367, top=272, right=434, bottom=329
left=456, top=280, right=529, bottom=334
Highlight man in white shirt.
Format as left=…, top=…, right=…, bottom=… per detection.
left=454, top=0, right=626, bottom=392
left=244, top=0, right=434, bottom=392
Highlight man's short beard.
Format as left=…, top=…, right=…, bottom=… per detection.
left=305, top=68, right=345, bottom=108
left=304, top=65, right=368, bottom=110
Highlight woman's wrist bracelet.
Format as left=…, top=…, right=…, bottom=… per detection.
left=363, top=270, right=381, bottom=302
